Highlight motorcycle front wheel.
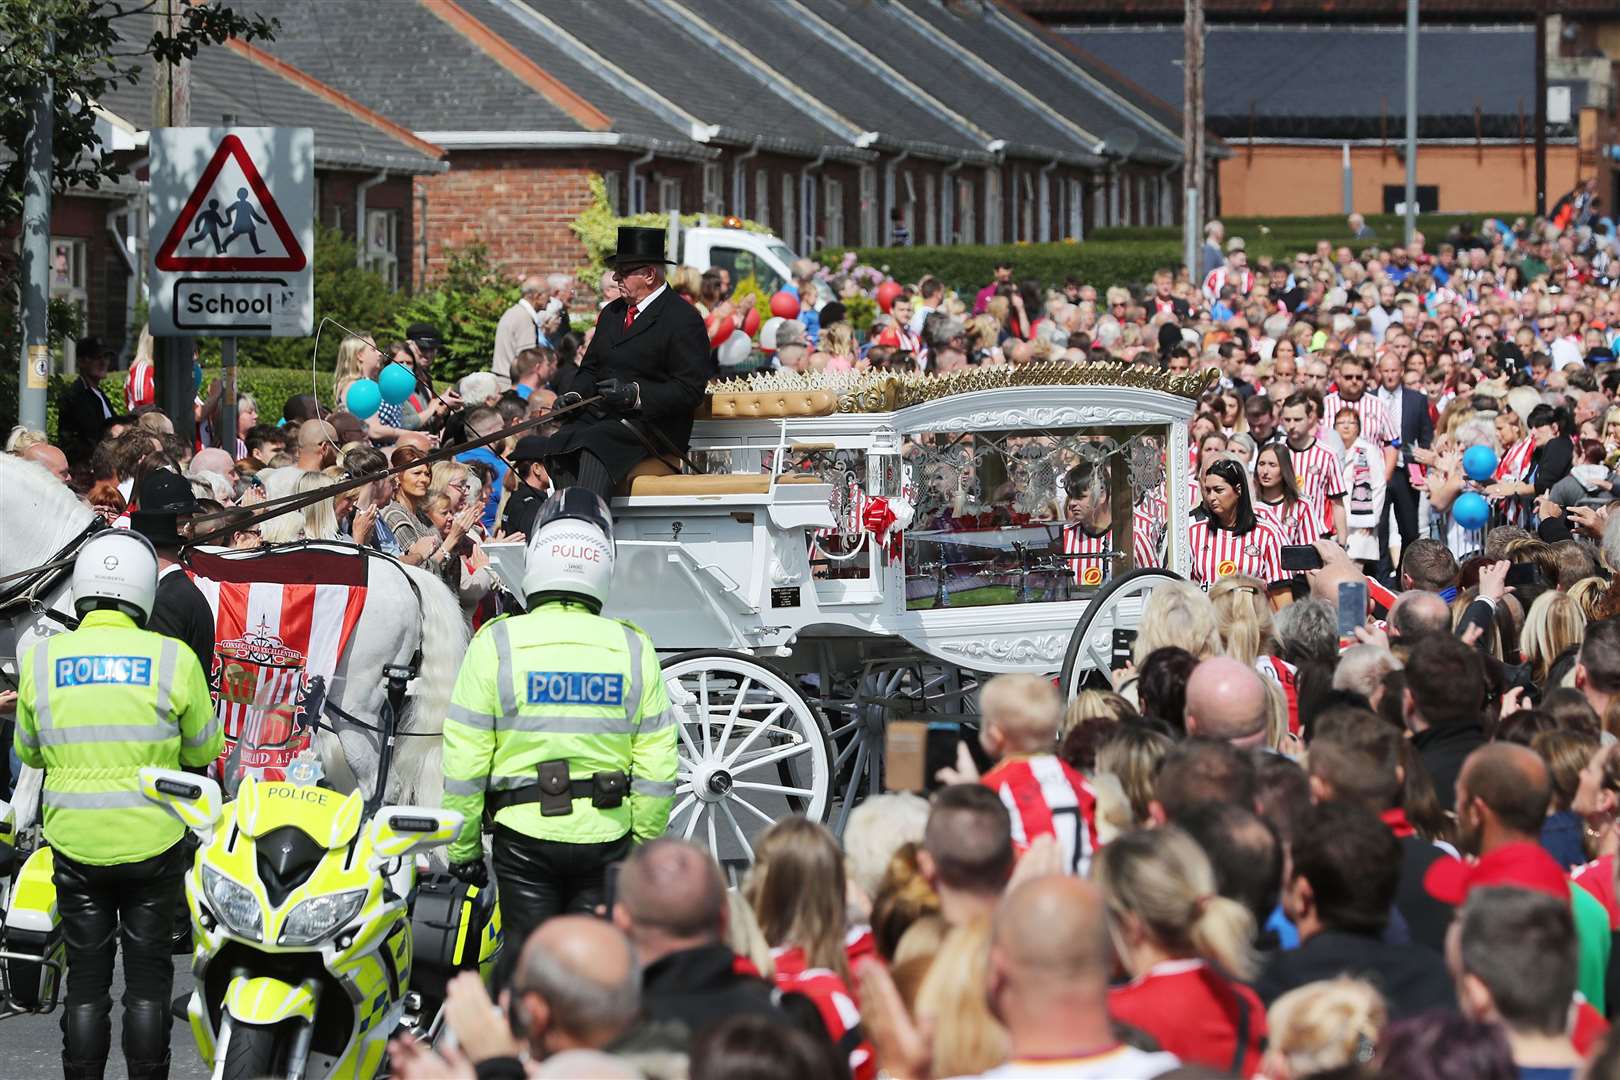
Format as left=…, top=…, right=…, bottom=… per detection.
left=221, top=1020, right=285, bottom=1080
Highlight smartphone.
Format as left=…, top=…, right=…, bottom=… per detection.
left=1280, top=545, right=1324, bottom=572
left=1337, top=580, right=1369, bottom=639
left=1506, top=563, right=1543, bottom=587
left=1111, top=627, right=1137, bottom=671
left=925, top=722, right=964, bottom=793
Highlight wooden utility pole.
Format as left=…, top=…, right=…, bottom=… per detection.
left=152, top=0, right=195, bottom=441
left=1182, top=0, right=1204, bottom=277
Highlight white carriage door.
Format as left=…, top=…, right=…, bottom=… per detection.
left=824, top=177, right=844, bottom=249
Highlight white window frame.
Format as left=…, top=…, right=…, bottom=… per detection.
left=702, top=163, right=724, bottom=215
left=924, top=172, right=938, bottom=246
left=859, top=165, right=878, bottom=247
left=958, top=177, right=976, bottom=244
left=48, top=236, right=89, bottom=374
left=602, top=171, right=622, bottom=215
left=657, top=176, right=683, bottom=213
left=782, top=174, right=797, bottom=256
left=755, top=168, right=771, bottom=231
left=823, top=177, right=844, bottom=248
left=362, top=208, right=399, bottom=290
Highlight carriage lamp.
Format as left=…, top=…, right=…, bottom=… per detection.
left=202, top=866, right=263, bottom=942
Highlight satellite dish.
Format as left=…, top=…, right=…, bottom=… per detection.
left=1097, top=127, right=1141, bottom=161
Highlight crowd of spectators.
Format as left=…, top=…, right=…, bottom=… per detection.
left=8, top=205, right=1620, bottom=1077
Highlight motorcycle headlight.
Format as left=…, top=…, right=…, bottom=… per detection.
left=201, top=865, right=262, bottom=942
left=279, top=889, right=367, bottom=947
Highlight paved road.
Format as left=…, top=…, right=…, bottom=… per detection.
left=0, top=954, right=210, bottom=1080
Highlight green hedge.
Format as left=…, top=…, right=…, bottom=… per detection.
left=820, top=212, right=1528, bottom=295
left=816, top=241, right=1175, bottom=295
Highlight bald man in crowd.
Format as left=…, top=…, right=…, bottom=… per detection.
left=20, top=441, right=70, bottom=484
left=1184, top=657, right=1270, bottom=747
left=611, top=838, right=793, bottom=1040
left=985, top=876, right=1180, bottom=1077
left=1389, top=591, right=1452, bottom=644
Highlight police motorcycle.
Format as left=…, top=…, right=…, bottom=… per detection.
left=137, top=698, right=501, bottom=1079
left=0, top=799, right=63, bottom=1019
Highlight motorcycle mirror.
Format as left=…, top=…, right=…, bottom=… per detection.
left=139, top=767, right=223, bottom=842
left=366, top=806, right=463, bottom=870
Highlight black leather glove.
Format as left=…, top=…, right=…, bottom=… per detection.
left=598, top=378, right=639, bottom=413
left=450, top=859, right=489, bottom=890
left=557, top=391, right=583, bottom=409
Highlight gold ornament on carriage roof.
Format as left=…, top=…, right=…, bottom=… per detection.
left=707, top=362, right=1216, bottom=415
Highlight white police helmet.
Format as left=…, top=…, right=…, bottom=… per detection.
left=71, top=529, right=159, bottom=624
left=521, top=488, right=615, bottom=611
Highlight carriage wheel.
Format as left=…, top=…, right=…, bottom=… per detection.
left=1058, top=569, right=1183, bottom=701
left=661, top=651, right=833, bottom=870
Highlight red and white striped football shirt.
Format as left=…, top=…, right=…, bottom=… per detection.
left=1322, top=391, right=1396, bottom=447
left=1283, top=440, right=1346, bottom=535
left=983, top=755, right=1099, bottom=877
left=1254, top=496, right=1316, bottom=545
left=1494, top=437, right=1536, bottom=526
left=1062, top=506, right=1163, bottom=583
left=1187, top=517, right=1283, bottom=586
left=125, top=356, right=155, bottom=413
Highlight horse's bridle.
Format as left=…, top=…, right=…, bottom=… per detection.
left=0, top=522, right=100, bottom=626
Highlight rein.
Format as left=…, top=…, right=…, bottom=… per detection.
left=0, top=522, right=102, bottom=597
left=186, top=393, right=603, bottom=543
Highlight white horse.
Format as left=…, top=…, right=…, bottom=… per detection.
left=0, top=455, right=465, bottom=826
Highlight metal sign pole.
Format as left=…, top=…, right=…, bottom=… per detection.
left=220, top=336, right=238, bottom=453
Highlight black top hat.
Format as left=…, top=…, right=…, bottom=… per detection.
left=130, top=469, right=202, bottom=548
left=406, top=323, right=443, bottom=351
left=511, top=435, right=549, bottom=463
left=603, top=226, right=674, bottom=268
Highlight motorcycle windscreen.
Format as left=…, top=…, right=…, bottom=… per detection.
left=221, top=662, right=315, bottom=796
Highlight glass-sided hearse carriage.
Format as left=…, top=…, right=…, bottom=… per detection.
left=492, top=363, right=1212, bottom=869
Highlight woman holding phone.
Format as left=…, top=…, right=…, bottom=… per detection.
left=1187, top=457, right=1282, bottom=587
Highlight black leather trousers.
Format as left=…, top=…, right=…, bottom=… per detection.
left=53, top=841, right=187, bottom=1080
left=490, top=826, right=630, bottom=988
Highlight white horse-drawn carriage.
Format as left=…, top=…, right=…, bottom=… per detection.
left=547, top=363, right=1209, bottom=865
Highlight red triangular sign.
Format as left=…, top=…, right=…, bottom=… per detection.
left=154, top=134, right=306, bottom=272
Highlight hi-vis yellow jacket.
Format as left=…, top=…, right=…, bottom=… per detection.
left=15, top=610, right=222, bottom=865
left=443, top=600, right=677, bottom=864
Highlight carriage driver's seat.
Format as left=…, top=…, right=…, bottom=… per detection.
left=617, top=388, right=839, bottom=498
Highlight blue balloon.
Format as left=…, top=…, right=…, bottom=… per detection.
left=378, top=362, right=416, bottom=406
left=346, top=378, right=382, bottom=420
left=1462, top=444, right=1498, bottom=483
left=1452, top=491, right=1490, bottom=531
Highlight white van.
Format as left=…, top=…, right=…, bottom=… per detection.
left=676, top=226, right=803, bottom=298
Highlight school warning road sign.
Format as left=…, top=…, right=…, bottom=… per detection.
left=148, top=127, right=314, bottom=336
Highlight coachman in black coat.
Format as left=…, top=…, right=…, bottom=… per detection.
left=547, top=227, right=712, bottom=499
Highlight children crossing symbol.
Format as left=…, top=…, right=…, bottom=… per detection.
left=154, top=134, right=306, bottom=272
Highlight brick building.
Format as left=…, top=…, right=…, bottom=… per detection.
left=1016, top=0, right=1619, bottom=218
left=250, top=0, right=1210, bottom=284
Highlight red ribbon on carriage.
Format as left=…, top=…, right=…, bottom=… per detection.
left=860, top=496, right=913, bottom=561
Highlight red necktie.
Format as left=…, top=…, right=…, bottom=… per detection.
left=623, top=303, right=637, bottom=332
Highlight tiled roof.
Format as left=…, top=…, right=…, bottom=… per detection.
left=1063, top=25, right=1583, bottom=139
left=98, top=17, right=443, bottom=173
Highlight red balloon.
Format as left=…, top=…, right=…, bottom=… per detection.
left=875, top=280, right=903, bottom=313
left=707, top=314, right=734, bottom=348
left=742, top=306, right=761, bottom=337
left=769, top=290, right=800, bottom=319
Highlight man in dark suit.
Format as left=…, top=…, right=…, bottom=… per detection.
left=57, top=336, right=118, bottom=469
left=1373, top=353, right=1433, bottom=577
left=129, top=469, right=215, bottom=672
left=549, top=227, right=711, bottom=502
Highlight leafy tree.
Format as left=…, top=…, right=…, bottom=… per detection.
left=219, top=224, right=403, bottom=371
left=387, top=244, right=515, bottom=383
left=0, top=0, right=276, bottom=222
